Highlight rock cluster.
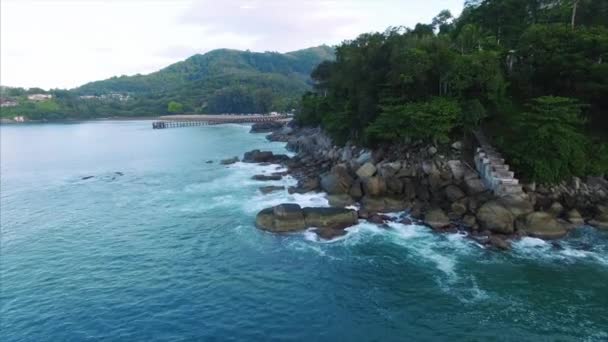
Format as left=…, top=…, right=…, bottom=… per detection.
left=251, top=124, right=608, bottom=248
left=256, top=204, right=358, bottom=239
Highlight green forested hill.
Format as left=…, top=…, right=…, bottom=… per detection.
left=73, top=45, right=335, bottom=114
left=1, top=45, right=334, bottom=119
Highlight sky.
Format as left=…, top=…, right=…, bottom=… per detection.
left=1, top=0, right=464, bottom=90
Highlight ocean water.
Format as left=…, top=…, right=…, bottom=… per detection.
left=1, top=121, right=608, bottom=341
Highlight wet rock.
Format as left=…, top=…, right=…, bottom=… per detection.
left=243, top=150, right=275, bottom=163
left=386, top=177, right=404, bottom=194
left=220, top=157, right=239, bottom=165
left=363, top=176, right=387, bottom=196
left=252, top=174, right=282, bottom=181
left=328, top=194, right=355, bottom=208
left=488, top=235, right=511, bottom=251
left=517, top=212, right=568, bottom=239
left=356, top=162, right=377, bottom=178
left=566, top=209, right=585, bottom=225
left=206, top=160, right=214, bottom=164
left=360, top=196, right=387, bottom=213
left=548, top=201, right=564, bottom=217
left=115, top=172, right=124, bottom=176
left=462, top=214, right=477, bottom=228
left=303, top=207, right=358, bottom=230
left=250, top=121, right=284, bottom=133
left=314, top=227, right=348, bottom=240
left=81, top=176, right=94, bottom=180
left=349, top=180, right=364, bottom=199
left=589, top=212, right=608, bottom=230
left=424, top=208, right=450, bottom=229
left=259, top=186, right=285, bottom=194
left=497, top=195, right=534, bottom=218
left=476, top=201, right=515, bottom=234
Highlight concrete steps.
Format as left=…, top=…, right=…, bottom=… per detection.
left=473, top=131, right=524, bottom=197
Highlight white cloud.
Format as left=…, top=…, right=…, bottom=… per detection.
left=0, top=0, right=463, bottom=89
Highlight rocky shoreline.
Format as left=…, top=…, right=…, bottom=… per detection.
left=243, top=122, right=608, bottom=250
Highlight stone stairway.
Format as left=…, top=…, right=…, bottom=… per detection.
left=473, top=131, right=524, bottom=197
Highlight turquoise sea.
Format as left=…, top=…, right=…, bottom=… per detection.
left=1, top=121, right=608, bottom=341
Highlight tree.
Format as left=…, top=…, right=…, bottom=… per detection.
left=366, top=97, right=461, bottom=144
left=167, top=101, right=184, bottom=114
left=505, top=96, right=589, bottom=183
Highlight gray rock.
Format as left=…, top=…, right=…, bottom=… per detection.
left=445, top=185, right=466, bottom=202
left=451, top=141, right=463, bottom=150
left=327, top=194, right=355, bottom=208
left=428, top=146, right=438, bottom=155
left=589, top=212, right=608, bottom=230
left=360, top=196, right=387, bottom=213
left=476, top=201, right=515, bottom=234
left=320, top=165, right=354, bottom=195
left=349, top=180, right=363, bottom=199
left=252, top=174, right=282, bottom=181
left=451, top=201, right=468, bottom=217
left=548, top=202, right=564, bottom=217
left=386, top=177, right=404, bottom=195
left=303, top=207, right=358, bottom=230
left=220, top=157, right=239, bottom=165
left=497, top=195, right=534, bottom=218
left=464, top=177, right=486, bottom=195
left=517, top=212, right=568, bottom=239
left=425, top=208, right=450, bottom=229
left=356, top=151, right=372, bottom=164
left=363, top=176, right=387, bottom=196
left=566, top=209, right=585, bottom=225
left=378, top=162, right=401, bottom=178
left=488, top=235, right=511, bottom=250
left=356, top=162, right=377, bottom=178
left=447, top=160, right=465, bottom=181
left=259, top=186, right=285, bottom=194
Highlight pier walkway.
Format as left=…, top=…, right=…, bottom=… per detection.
left=152, top=114, right=289, bottom=129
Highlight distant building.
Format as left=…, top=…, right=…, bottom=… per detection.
left=0, top=99, right=18, bottom=107
left=79, top=95, right=99, bottom=100
left=13, top=116, right=25, bottom=122
left=27, top=94, right=52, bottom=101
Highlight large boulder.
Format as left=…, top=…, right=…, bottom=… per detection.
left=273, top=204, right=306, bottom=231
left=320, top=165, right=354, bottom=195
left=243, top=150, right=275, bottom=163
left=360, top=196, right=387, bottom=213
left=447, top=160, right=466, bottom=181
left=363, top=176, right=387, bottom=196
left=327, top=194, right=355, bottom=208
left=425, top=208, right=450, bottom=229
left=497, top=195, right=534, bottom=218
left=464, top=177, right=487, bottom=195
left=303, top=207, right=358, bottom=230
left=356, top=162, right=377, bottom=178
left=566, top=209, right=585, bottom=225
left=445, top=185, right=466, bottom=202
left=476, top=201, right=515, bottom=234
left=589, top=212, right=608, bottom=230
left=378, top=162, right=402, bottom=178
left=517, top=212, right=568, bottom=239
left=250, top=121, right=284, bottom=133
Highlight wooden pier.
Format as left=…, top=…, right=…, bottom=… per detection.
left=152, top=114, right=289, bottom=129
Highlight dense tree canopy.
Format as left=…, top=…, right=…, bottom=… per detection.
left=297, top=0, right=608, bottom=183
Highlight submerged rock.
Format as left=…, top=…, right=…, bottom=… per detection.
left=81, top=176, right=94, bottom=180
left=220, top=157, right=239, bottom=165
left=259, top=186, right=285, bottom=194
left=252, top=174, right=282, bottom=181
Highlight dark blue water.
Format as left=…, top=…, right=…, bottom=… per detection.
left=2, top=121, right=608, bottom=341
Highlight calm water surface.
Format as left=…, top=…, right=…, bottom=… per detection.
left=1, top=121, right=607, bottom=341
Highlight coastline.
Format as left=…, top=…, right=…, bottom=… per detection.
left=0, top=116, right=160, bottom=125
left=243, top=122, right=608, bottom=250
